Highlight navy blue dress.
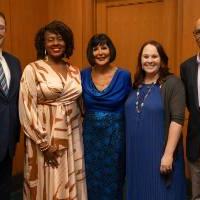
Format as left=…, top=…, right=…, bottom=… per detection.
left=125, top=84, right=186, bottom=200
left=81, top=67, right=131, bottom=200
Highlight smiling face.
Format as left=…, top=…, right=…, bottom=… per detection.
left=44, top=31, right=66, bottom=59
left=141, top=44, right=161, bottom=77
left=0, top=16, right=6, bottom=49
left=193, top=18, right=200, bottom=49
left=93, top=44, right=111, bottom=67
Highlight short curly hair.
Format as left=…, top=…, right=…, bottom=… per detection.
left=86, top=33, right=116, bottom=66
left=35, top=20, right=74, bottom=59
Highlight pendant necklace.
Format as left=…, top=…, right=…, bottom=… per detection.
left=135, top=82, right=156, bottom=113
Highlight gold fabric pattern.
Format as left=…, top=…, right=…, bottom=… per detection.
left=19, top=60, right=87, bottom=200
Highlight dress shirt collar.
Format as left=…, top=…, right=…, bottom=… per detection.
left=197, top=52, right=200, bottom=64
left=197, top=52, right=200, bottom=106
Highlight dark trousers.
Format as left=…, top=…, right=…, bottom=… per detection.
left=0, top=152, right=13, bottom=200
left=189, top=159, right=200, bottom=200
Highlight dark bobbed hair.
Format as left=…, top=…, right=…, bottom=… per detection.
left=0, top=11, right=6, bottom=24
left=35, top=20, right=74, bottom=59
left=87, top=33, right=116, bottom=66
left=133, top=40, right=171, bottom=88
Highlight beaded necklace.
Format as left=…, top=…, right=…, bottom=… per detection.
left=135, top=82, right=156, bottom=113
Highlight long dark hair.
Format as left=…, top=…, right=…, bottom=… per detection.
left=133, top=40, right=171, bottom=88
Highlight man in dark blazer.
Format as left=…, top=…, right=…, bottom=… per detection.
left=180, top=18, right=200, bottom=200
left=0, top=12, right=21, bottom=199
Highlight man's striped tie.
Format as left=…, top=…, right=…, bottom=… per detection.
left=0, top=61, right=8, bottom=95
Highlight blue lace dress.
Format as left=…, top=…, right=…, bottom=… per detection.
left=125, top=84, right=186, bottom=200
left=81, top=67, right=131, bottom=200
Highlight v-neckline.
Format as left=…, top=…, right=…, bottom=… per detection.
left=89, top=67, right=119, bottom=93
left=42, top=60, right=69, bottom=81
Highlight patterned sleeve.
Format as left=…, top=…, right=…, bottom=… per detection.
left=19, top=64, right=49, bottom=150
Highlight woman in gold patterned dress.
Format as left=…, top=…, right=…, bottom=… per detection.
left=19, top=21, right=87, bottom=200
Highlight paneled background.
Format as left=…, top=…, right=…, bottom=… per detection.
left=0, top=0, right=199, bottom=177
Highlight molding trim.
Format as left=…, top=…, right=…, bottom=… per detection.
left=106, top=0, right=163, bottom=7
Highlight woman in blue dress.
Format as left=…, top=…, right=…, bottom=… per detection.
left=125, top=40, right=186, bottom=200
left=81, top=33, right=132, bottom=200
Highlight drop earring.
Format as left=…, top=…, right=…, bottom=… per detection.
left=62, top=53, right=67, bottom=62
left=44, top=49, right=48, bottom=61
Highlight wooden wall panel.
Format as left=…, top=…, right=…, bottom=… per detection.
left=0, top=0, right=199, bottom=177
left=11, top=0, right=48, bottom=175
left=48, top=0, right=98, bottom=67
left=99, top=0, right=165, bottom=74
left=48, top=0, right=84, bottom=68
left=95, top=0, right=179, bottom=75
left=0, top=0, right=11, bottom=51
left=181, top=0, right=200, bottom=61
left=0, top=0, right=48, bottom=175
left=9, top=0, right=48, bottom=68
left=82, top=0, right=96, bottom=66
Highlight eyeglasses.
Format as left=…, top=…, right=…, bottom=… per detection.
left=193, top=29, right=200, bottom=37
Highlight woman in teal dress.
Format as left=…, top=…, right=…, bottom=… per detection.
left=125, top=40, right=186, bottom=200
left=81, top=33, right=132, bottom=200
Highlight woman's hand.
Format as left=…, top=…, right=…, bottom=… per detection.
left=160, top=122, right=182, bottom=174
left=160, top=154, right=173, bottom=174
left=43, top=146, right=59, bottom=168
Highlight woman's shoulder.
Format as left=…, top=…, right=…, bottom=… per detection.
left=117, top=67, right=131, bottom=77
left=162, top=74, right=184, bottom=93
left=23, top=60, right=40, bottom=72
left=164, top=74, right=183, bottom=85
left=81, top=66, right=91, bottom=76
left=68, top=64, right=80, bottom=74
left=117, top=67, right=131, bottom=74
left=28, top=59, right=44, bottom=67
left=81, top=66, right=91, bottom=71
left=21, top=61, right=39, bottom=79
left=24, top=59, right=45, bottom=69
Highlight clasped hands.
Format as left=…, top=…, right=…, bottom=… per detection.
left=43, top=146, right=59, bottom=168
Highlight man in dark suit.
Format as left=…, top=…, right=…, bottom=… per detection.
left=180, top=18, right=200, bottom=200
left=0, top=11, right=21, bottom=199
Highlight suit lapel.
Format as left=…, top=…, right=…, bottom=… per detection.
left=191, top=57, right=199, bottom=110
left=0, top=55, right=7, bottom=98
left=2, top=52, right=17, bottom=98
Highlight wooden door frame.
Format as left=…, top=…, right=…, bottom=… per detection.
left=82, top=0, right=96, bottom=66
left=82, top=0, right=183, bottom=72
